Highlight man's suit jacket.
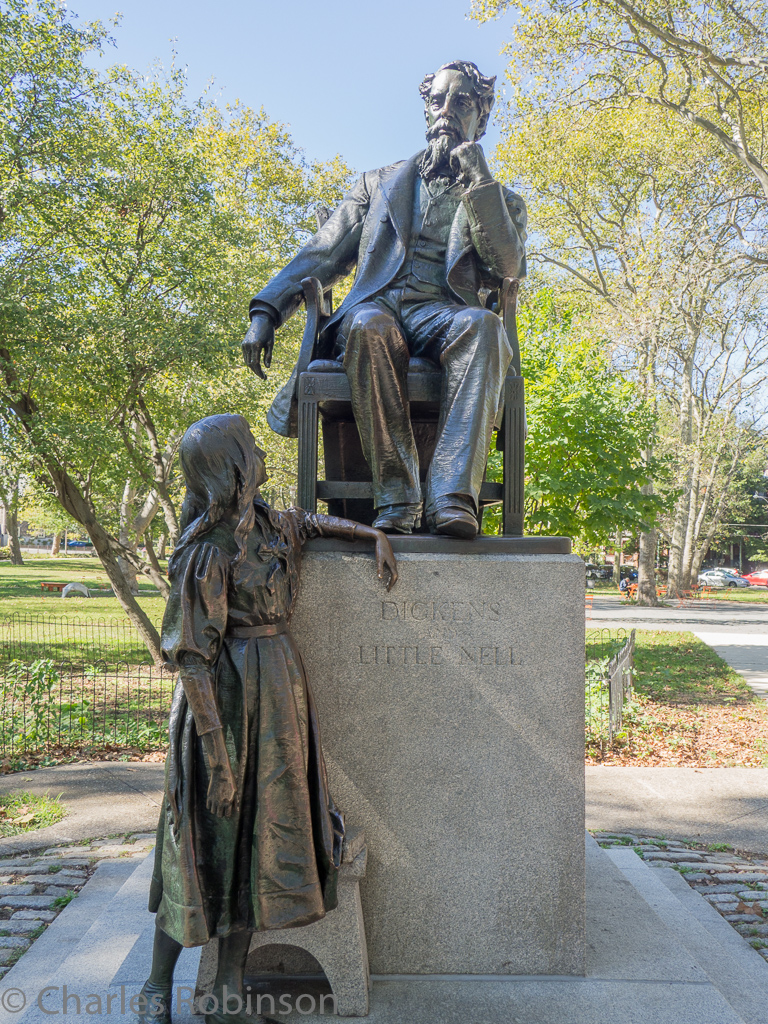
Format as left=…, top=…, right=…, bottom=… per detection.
left=251, top=151, right=528, bottom=438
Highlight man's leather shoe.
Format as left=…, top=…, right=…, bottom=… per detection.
left=427, top=497, right=479, bottom=539
left=372, top=502, right=422, bottom=534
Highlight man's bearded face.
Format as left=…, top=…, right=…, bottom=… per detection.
left=422, top=69, right=481, bottom=181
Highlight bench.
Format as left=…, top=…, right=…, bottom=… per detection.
left=40, top=582, right=68, bottom=594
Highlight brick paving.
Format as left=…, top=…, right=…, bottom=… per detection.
left=593, top=830, right=768, bottom=963
left=0, top=833, right=154, bottom=977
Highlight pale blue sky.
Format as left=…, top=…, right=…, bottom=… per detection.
left=65, top=0, right=513, bottom=171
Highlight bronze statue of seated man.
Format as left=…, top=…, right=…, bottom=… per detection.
left=243, top=60, right=527, bottom=539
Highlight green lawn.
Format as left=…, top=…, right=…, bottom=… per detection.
left=0, top=791, right=66, bottom=838
left=0, top=557, right=165, bottom=622
left=0, top=558, right=164, bottom=665
left=587, top=630, right=768, bottom=766
left=632, top=631, right=752, bottom=703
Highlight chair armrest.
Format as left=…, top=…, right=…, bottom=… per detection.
left=295, top=276, right=331, bottom=380
left=499, top=278, right=521, bottom=377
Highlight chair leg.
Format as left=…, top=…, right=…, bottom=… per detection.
left=502, top=376, right=525, bottom=536
left=297, top=377, right=320, bottom=513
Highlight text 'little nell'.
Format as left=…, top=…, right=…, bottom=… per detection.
left=358, top=645, right=514, bottom=667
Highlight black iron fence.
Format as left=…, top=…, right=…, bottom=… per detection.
left=586, top=628, right=636, bottom=748
left=0, top=614, right=152, bottom=667
left=0, top=659, right=174, bottom=757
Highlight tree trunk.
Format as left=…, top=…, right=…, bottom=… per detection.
left=144, top=531, right=164, bottom=581
left=613, top=531, right=622, bottom=586
left=1, top=362, right=163, bottom=657
left=665, top=503, right=688, bottom=597
left=50, top=530, right=62, bottom=556
left=7, top=508, right=23, bottom=565
left=158, top=488, right=180, bottom=547
left=46, top=465, right=162, bottom=664
left=690, top=542, right=709, bottom=583
left=157, top=532, right=167, bottom=560
left=116, top=543, right=170, bottom=600
left=666, top=353, right=695, bottom=597
left=89, top=525, right=163, bottom=665
left=636, top=529, right=658, bottom=606
left=117, top=478, right=139, bottom=594
left=680, top=446, right=703, bottom=592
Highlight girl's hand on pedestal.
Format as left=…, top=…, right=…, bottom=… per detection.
left=374, top=531, right=398, bottom=591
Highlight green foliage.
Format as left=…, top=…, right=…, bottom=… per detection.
left=0, top=4, right=354, bottom=656
left=478, top=5, right=768, bottom=576
left=0, top=659, right=169, bottom=751
left=473, top=0, right=768, bottom=208
left=3, top=659, right=62, bottom=744
left=51, top=890, right=76, bottom=909
left=485, top=292, right=660, bottom=540
left=1, top=55, right=354, bottom=518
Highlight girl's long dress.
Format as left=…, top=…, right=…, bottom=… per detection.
left=148, top=506, right=343, bottom=947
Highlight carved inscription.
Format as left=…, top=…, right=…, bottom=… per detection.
left=354, top=595, right=515, bottom=670
left=359, top=645, right=445, bottom=666
left=358, top=645, right=513, bottom=667
left=381, top=600, right=501, bottom=622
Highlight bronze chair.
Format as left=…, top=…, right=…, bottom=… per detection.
left=294, top=274, right=526, bottom=535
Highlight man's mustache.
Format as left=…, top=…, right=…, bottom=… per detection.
left=426, top=118, right=463, bottom=141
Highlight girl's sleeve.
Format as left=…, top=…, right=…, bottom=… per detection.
left=281, top=507, right=359, bottom=544
left=161, top=543, right=229, bottom=736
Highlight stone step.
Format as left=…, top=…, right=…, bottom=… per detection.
left=3, top=854, right=200, bottom=1024
left=0, top=858, right=138, bottom=1024
left=0, top=839, right=761, bottom=1024
left=607, top=847, right=768, bottom=1024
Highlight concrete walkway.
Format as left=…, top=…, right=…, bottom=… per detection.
left=586, top=767, right=768, bottom=853
left=3, top=837, right=768, bottom=1024
left=0, top=762, right=164, bottom=855
left=693, top=631, right=768, bottom=700
left=0, top=760, right=766, bottom=855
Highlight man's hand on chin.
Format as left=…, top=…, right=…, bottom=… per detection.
left=451, top=142, right=494, bottom=188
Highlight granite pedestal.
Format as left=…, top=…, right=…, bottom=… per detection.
left=291, top=535, right=586, bottom=977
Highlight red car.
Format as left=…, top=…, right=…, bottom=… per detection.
left=744, top=570, right=768, bottom=587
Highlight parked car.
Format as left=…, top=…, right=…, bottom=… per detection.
left=68, top=539, right=93, bottom=548
left=697, top=568, right=751, bottom=589
left=743, top=569, right=768, bottom=587
left=584, top=563, right=613, bottom=580
left=620, top=566, right=638, bottom=582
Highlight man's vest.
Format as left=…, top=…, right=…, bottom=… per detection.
left=392, top=176, right=463, bottom=303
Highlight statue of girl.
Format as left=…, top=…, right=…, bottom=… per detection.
left=138, top=414, right=397, bottom=1024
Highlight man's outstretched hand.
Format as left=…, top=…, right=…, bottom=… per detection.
left=242, top=312, right=275, bottom=380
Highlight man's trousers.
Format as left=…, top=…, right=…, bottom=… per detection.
left=334, top=291, right=513, bottom=514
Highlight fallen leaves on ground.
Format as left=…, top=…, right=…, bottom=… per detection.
left=587, top=630, right=768, bottom=767
left=588, top=695, right=768, bottom=766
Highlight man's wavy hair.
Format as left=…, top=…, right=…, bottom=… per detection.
left=419, top=60, right=496, bottom=140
